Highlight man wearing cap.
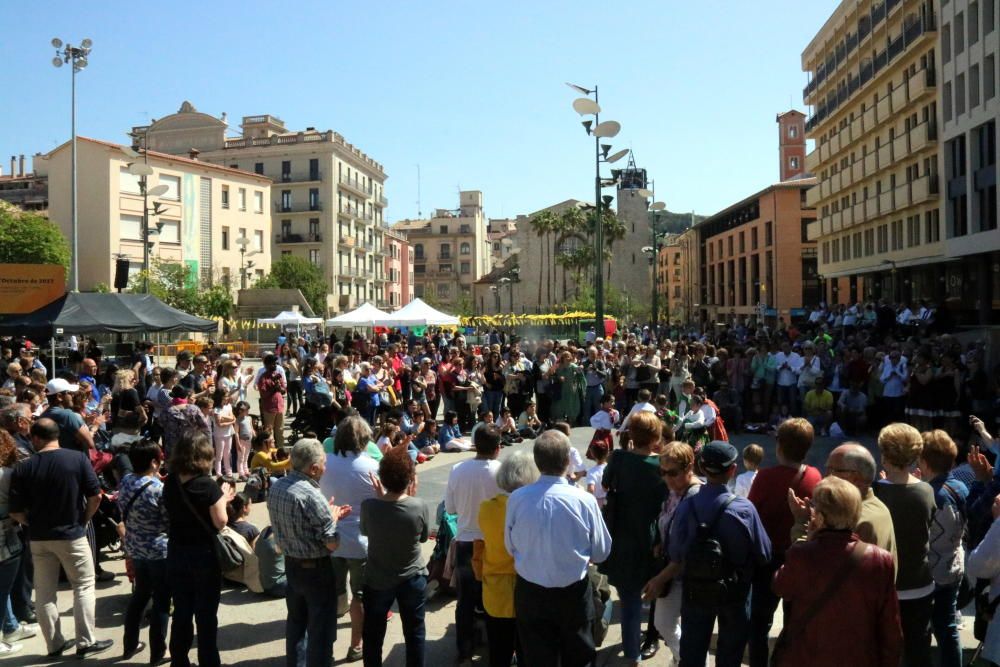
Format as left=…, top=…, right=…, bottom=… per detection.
left=175, top=351, right=193, bottom=380
left=40, top=379, right=95, bottom=456
left=668, top=441, right=772, bottom=667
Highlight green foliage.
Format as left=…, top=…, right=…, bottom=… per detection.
left=568, top=284, right=644, bottom=323
left=0, top=201, right=71, bottom=274
left=92, top=282, right=111, bottom=293
left=255, top=255, right=327, bottom=316
left=198, top=283, right=234, bottom=319
left=127, top=259, right=232, bottom=318
left=454, top=294, right=475, bottom=317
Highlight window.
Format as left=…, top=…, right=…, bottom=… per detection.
left=986, top=55, right=997, bottom=100
left=254, top=162, right=264, bottom=175
left=160, top=175, right=181, bottom=201
left=309, top=188, right=320, bottom=210
left=789, top=125, right=798, bottom=138
left=239, top=188, right=247, bottom=210
left=119, top=166, right=141, bottom=194
left=727, top=236, right=733, bottom=255
left=460, top=261, right=471, bottom=274
left=751, top=227, right=758, bottom=249
left=764, top=221, right=773, bottom=245
left=877, top=225, right=889, bottom=253
left=832, top=238, right=840, bottom=262
left=254, top=230, right=263, bottom=252
left=439, top=225, right=448, bottom=235
left=222, top=226, right=230, bottom=250
left=253, top=191, right=263, bottom=213
left=891, top=219, right=904, bottom=250
left=120, top=214, right=142, bottom=239
left=281, top=160, right=291, bottom=181
left=459, top=224, right=471, bottom=234
left=437, top=283, right=450, bottom=298
left=439, top=263, right=452, bottom=273
left=414, top=265, right=426, bottom=275
left=738, top=232, right=745, bottom=253
left=790, top=156, right=800, bottom=169
left=864, top=228, right=875, bottom=255
left=971, top=64, right=981, bottom=108
left=460, top=242, right=471, bottom=255
left=853, top=232, right=863, bottom=257
left=943, top=22, right=952, bottom=63
left=822, top=242, right=830, bottom=264
left=971, top=2, right=980, bottom=45
left=801, top=217, right=815, bottom=243
left=987, top=0, right=996, bottom=33
left=439, top=243, right=451, bottom=259
left=907, top=216, right=921, bottom=246
left=944, top=82, right=953, bottom=122
left=221, top=185, right=230, bottom=208
left=957, top=74, right=967, bottom=116
left=159, top=219, right=180, bottom=244
left=842, top=235, right=851, bottom=260
left=957, top=13, right=966, bottom=54
left=309, top=249, right=320, bottom=266
left=414, top=243, right=424, bottom=260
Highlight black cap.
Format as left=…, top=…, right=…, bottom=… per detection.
left=699, top=440, right=738, bottom=475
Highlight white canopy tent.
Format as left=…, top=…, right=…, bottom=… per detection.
left=374, top=298, right=460, bottom=327
left=256, top=310, right=324, bottom=327
left=325, top=302, right=390, bottom=328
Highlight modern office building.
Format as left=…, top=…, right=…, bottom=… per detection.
left=939, top=0, right=1000, bottom=322
left=802, top=0, right=942, bottom=305
left=134, top=102, right=388, bottom=315
left=384, top=228, right=414, bottom=310
left=391, top=191, right=492, bottom=310
left=35, top=136, right=271, bottom=292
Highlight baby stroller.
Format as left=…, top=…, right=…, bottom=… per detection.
left=93, top=493, right=122, bottom=554
left=289, top=401, right=336, bottom=440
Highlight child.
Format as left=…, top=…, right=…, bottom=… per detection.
left=498, top=408, right=523, bottom=445
left=439, top=411, right=472, bottom=452
left=234, top=401, right=254, bottom=479
left=585, top=440, right=611, bottom=507
left=733, top=443, right=763, bottom=497
left=589, top=394, right=619, bottom=452
left=226, top=492, right=260, bottom=545
left=413, top=420, right=440, bottom=460
left=551, top=420, right=586, bottom=483
left=516, top=401, right=542, bottom=439
left=376, top=421, right=400, bottom=454
left=471, top=411, right=495, bottom=443
left=212, top=388, right=236, bottom=478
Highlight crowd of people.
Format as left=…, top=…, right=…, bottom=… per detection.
left=0, top=301, right=998, bottom=666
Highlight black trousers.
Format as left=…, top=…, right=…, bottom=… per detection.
left=485, top=614, right=523, bottom=667
left=514, top=575, right=594, bottom=667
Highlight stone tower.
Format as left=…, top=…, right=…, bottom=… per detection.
left=611, top=153, right=655, bottom=314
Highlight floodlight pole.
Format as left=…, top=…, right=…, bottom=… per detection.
left=592, top=86, right=605, bottom=338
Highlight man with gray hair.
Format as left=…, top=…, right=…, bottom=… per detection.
left=2, top=404, right=34, bottom=461
left=789, top=442, right=897, bottom=567
left=505, top=430, right=611, bottom=666
left=267, top=438, right=352, bottom=667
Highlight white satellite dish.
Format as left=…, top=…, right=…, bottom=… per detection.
left=650, top=202, right=666, bottom=211
left=128, top=163, right=154, bottom=177
left=147, top=184, right=170, bottom=197
left=572, top=98, right=601, bottom=115
left=592, top=121, right=621, bottom=138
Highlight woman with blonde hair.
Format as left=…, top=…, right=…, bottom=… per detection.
left=111, top=369, right=146, bottom=430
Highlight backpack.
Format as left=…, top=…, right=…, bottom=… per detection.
left=245, top=467, right=271, bottom=503
left=682, top=494, right=739, bottom=608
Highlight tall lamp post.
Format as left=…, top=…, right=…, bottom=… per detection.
left=642, top=231, right=669, bottom=330
left=121, top=142, right=168, bottom=293
left=567, top=83, right=627, bottom=338
left=51, top=37, right=92, bottom=292
left=236, top=236, right=262, bottom=289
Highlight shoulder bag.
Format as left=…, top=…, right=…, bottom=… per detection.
left=177, top=478, right=244, bottom=573
left=122, top=480, right=155, bottom=523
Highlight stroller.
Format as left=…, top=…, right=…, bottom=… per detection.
left=289, top=401, right=336, bottom=441
left=93, top=493, right=122, bottom=554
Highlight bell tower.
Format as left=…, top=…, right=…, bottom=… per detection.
left=776, top=110, right=806, bottom=181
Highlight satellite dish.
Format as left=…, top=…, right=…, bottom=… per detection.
left=592, top=121, right=621, bottom=138
left=51, top=38, right=63, bottom=48
left=572, top=98, right=601, bottom=115
left=606, top=149, right=629, bottom=164
left=650, top=202, right=666, bottom=211
left=128, top=163, right=154, bottom=177
left=120, top=145, right=140, bottom=159
left=147, top=184, right=170, bottom=197
left=636, top=188, right=653, bottom=198
left=51, top=57, right=64, bottom=68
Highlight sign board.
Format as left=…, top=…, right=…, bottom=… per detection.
left=0, top=264, right=65, bottom=314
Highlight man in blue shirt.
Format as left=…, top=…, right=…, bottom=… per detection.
left=669, top=441, right=772, bottom=667
left=505, top=430, right=611, bottom=667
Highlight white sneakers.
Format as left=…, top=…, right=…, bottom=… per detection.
left=0, top=641, right=22, bottom=655
left=3, top=622, right=38, bottom=643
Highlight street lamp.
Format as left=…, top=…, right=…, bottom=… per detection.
left=642, top=231, right=669, bottom=331
left=121, top=140, right=168, bottom=293
left=51, top=37, right=92, bottom=292
left=568, top=82, right=624, bottom=339
left=236, top=236, right=262, bottom=289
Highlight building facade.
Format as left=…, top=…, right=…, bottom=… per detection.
left=135, top=102, right=388, bottom=315
left=384, top=228, right=414, bottom=310
left=391, top=191, right=491, bottom=310
left=656, top=239, right=688, bottom=324
left=36, top=136, right=271, bottom=292
left=803, top=0, right=942, bottom=306
left=0, top=155, right=47, bottom=211
left=939, top=0, right=1000, bottom=323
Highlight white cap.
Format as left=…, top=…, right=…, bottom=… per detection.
left=45, top=378, right=80, bottom=395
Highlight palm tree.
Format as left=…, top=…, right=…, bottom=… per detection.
left=528, top=211, right=555, bottom=308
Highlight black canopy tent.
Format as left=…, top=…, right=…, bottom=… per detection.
left=0, top=293, right=217, bottom=373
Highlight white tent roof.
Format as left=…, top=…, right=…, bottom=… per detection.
left=256, top=310, right=324, bottom=326
left=325, top=302, right=390, bottom=327
left=375, top=298, right=460, bottom=326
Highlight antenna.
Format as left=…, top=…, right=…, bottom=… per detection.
left=416, top=164, right=422, bottom=218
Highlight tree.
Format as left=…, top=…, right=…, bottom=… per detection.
left=0, top=201, right=71, bottom=274
left=255, top=255, right=327, bottom=316
left=199, top=283, right=234, bottom=319
left=128, top=259, right=199, bottom=313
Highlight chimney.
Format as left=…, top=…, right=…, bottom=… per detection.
left=18, top=155, right=25, bottom=177
left=9, top=156, right=15, bottom=177
left=776, top=110, right=806, bottom=181
left=188, top=148, right=200, bottom=161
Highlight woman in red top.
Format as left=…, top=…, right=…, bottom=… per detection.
left=746, top=417, right=822, bottom=667
left=772, top=476, right=901, bottom=667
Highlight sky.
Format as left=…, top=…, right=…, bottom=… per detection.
left=1, top=0, right=841, bottom=222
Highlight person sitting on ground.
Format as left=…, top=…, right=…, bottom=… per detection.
left=471, top=411, right=496, bottom=443
left=734, top=443, right=763, bottom=497
left=497, top=408, right=523, bottom=445
left=440, top=411, right=472, bottom=452
left=249, top=430, right=291, bottom=475
left=804, top=377, right=835, bottom=437
left=253, top=525, right=287, bottom=598
left=226, top=492, right=260, bottom=546
left=837, top=382, right=869, bottom=436
left=516, top=401, right=542, bottom=440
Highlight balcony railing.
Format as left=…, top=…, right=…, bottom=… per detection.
left=275, top=202, right=323, bottom=213
left=339, top=175, right=373, bottom=196
left=279, top=170, right=322, bottom=183
left=276, top=232, right=322, bottom=244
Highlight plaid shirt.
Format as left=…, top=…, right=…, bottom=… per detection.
left=266, top=470, right=337, bottom=559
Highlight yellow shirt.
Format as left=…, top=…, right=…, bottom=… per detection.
left=250, top=449, right=291, bottom=473
left=804, top=389, right=833, bottom=416
left=477, top=494, right=516, bottom=618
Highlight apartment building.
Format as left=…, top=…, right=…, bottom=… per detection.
left=0, top=155, right=47, bottom=212
left=384, top=228, right=414, bottom=310
left=391, top=191, right=492, bottom=309
left=135, top=102, right=388, bottom=316
left=35, top=136, right=271, bottom=292
left=657, top=239, right=689, bottom=324
left=939, top=0, right=1000, bottom=323
left=803, top=0, right=942, bottom=306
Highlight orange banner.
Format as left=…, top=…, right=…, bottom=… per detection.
left=0, top=264, right=66, bottom=314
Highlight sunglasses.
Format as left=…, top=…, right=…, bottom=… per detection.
left=659, top=467, right=683, bottom=478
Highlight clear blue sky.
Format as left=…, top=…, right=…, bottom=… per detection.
left=1, top=0, right=840, bottom=221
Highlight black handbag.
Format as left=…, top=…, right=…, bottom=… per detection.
left=177, top=479, right=244, bottom=573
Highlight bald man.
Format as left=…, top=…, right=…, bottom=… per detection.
left=789, top=442, right=897, bottom=571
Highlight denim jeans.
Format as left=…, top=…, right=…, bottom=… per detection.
left=362, top=575, right=426, bottom=667
left=617, top=586, right=644, bottom=661
left=584, top=385, right=604, bottom=420
left=679, top=586, right=751, bottom=667
left=168, top=544, right=222, bottom=667
left=931, top=583, right=962, bottom=667
left=484, top=390, right=503, bottom=419
left=0, top=555, right=21, bottom=635
left=10, top=533, right=32, bottom=622
left=124, top=558, right=170, bottom=658
left=285, top=556, right=339, bottom=667
left=453, top=541, right=480, bottom=658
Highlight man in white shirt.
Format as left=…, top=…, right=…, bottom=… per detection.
left=618, top=388, right=657, bottom=433
left=444, top=425, right=502, bottom=663
left=772, top=342, right=803, bottom=415
left=879, top=349, right=908, bottom=423
left=505, top=430, right=611, bottom=667
left=897, top=303, right=915, bottom=325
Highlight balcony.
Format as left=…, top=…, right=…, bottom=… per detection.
left=805, top=149, right=820, bottom=173
left=374, top=194, right=389, bottom=207
left=338, top=237, right=356, bottom=249
left=338, top=204, right=360, bottom=218
left=355, top=210, right=375, bottom=225
left=891, top=82, right=907, bottom=112
left=339, top=175, right=372, bottom=198
left=842, top=206, right=855, bottom=227
left=830, top=132, right=842, bottom=154
left=830, top=210, right=843, bottom=232
left=893, top=183, right=911, bottom=209
left=877, top=144, right=892, bottom=169
left=909, top=67, right=936, bottom=101
left=805, top=184, right=822, bottom=208
left=275, top=232, right=322, bottom=244
left=909, top=121, right=937, bottom=154
left=876, top=94, right=891, bottom=123
left=862, top=106, right=876, bottom=134
left=879, top=190, right=893, bottom=213
left=278, top=170, right=322, bottom=184
left=911, top=174, right=939, bottom=203
left=853, top=201, right=867, bottom=224
left=864, top=152, right=878, bottom=175
left=275, top=201, right=322, bottom=214
left=850, top=116, right=863, bottom=141
left=892, top=134, right=909, bottom=160
left=851, top=160, right=864, bottom=183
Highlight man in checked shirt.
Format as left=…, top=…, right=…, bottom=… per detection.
left=268, top=437, right=352, bottom=667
